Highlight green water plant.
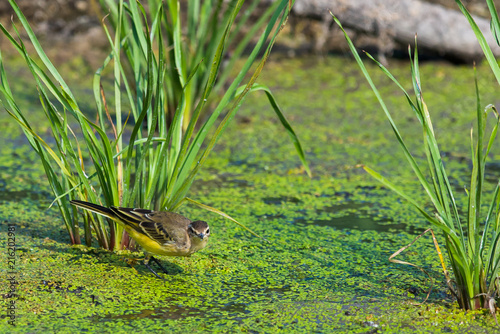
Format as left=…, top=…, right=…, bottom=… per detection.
left=0, top=0, right=308, bottom=251
left=332, top=3, right=500, bottom=311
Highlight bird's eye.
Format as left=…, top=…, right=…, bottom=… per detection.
left=206, top=229, right=210, bottom=234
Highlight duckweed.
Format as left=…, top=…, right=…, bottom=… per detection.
left=1, top=55, right=499, bottom=332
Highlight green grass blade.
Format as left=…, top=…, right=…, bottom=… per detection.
left=169, top=1, right=293, bottom=208
left=163, top=0, right=246, bottom=205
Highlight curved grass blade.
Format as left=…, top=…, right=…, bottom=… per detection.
left=487, top=0, right=500, bottom=46
left=362, top=165, right=457, bottom=240
left=455, top=0, right=500, bottom=85
left=236, top=83, right=311, bottom=177
left=184, top=197, right=267, bottom=241
left=332, top=13, right=448, bottom=220
left=7, top=0, right=75, bottom=101
left=389, top=228, right=435, bottom=304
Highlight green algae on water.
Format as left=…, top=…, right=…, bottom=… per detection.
left=1, top=55, right=499, bottom=332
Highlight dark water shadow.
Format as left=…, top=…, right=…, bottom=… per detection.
left=0, top=189, right=53, bottom=202
left=262, top=196, right=301, bottom=205
left=294, top=211, right=424, bottom=235
left=261, top=197, right=424, bottom=234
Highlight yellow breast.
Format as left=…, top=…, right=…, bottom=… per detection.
left=125, top=227, right=192, bottom=256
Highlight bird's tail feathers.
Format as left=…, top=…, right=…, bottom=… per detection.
left=70, top=200, right=114, bottom=219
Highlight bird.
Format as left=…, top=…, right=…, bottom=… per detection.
left=70, top=200, right=210, bottom=278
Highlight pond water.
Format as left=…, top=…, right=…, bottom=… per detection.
left=0, top=53, right=499, bottom=332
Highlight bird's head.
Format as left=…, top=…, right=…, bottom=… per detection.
left=188, top=220, right=210, bottom=240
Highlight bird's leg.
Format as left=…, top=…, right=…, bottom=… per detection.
left=149, top=256, right=169, bottom=275
left=143, top=255, right=165, bottom=280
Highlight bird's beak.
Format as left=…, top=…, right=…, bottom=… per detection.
left=198, top=233, right=205, bottom=239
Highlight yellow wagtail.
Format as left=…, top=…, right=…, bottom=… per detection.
left=70, top=200, right=210, bottom=278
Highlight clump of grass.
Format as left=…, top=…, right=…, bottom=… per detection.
left=98, top=0, right=287, bottom=132
left=332, top=1, right=500, bottom=311
left=0, top=0, right=309, bottom=250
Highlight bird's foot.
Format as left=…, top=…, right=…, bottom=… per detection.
left=124, top=258, right=139, bottom=274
